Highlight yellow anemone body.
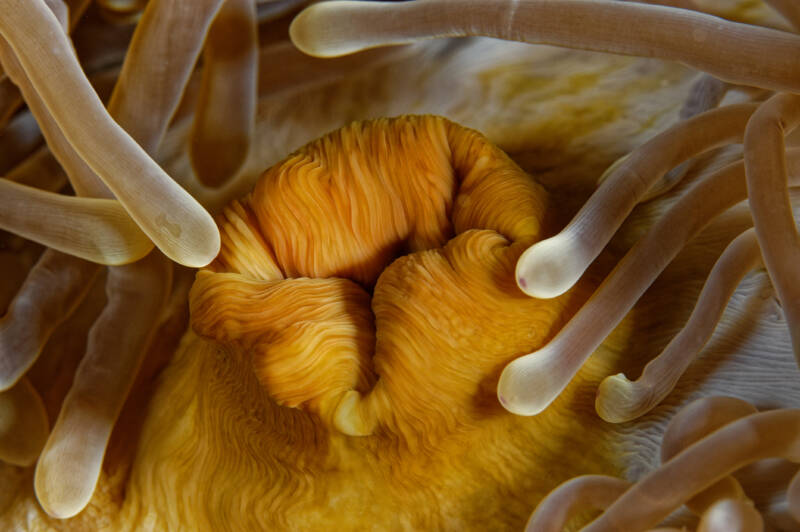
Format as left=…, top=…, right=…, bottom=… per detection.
left=99, top=115, right=627, bottom=530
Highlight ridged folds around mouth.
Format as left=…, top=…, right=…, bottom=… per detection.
left=190, top=115, right=589, bottom=440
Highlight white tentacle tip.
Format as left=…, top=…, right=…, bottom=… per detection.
left=515, top=234, right=584, bottom=299
left=497, top=354, right=562, bottom=416
left=289, top=3, right=353, bottom=58
left=34, top=461, right=95, bottom=519
left=187, top=231, right=222, bottom=269
left=595, top=373, right=643, bottom=423
left=166, top=222, right=221, bottom=269
left=34, top=423, right=105, bottom=519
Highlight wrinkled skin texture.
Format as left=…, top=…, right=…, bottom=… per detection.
left=133, top=115, right=622, bottom=530
left=194, top=116, right=559, bottom=429
left=2, top=1, right=800, bottom=529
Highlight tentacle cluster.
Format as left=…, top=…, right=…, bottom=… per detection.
left=527, top=396, right=799, bottom=531
left=0, top=0, right=260, bottom=520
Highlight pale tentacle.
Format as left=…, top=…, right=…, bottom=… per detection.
left=290, top=0, right=800, bottom=93
left=516, top=103, right=756, bottom=299
left=596, top=229, right=762, bottom=423
left=498, top=152, right=800, bottom=416
left=27, top=0, right=233, bottom=515
left=0, top=28, right=109, bottom=197
left=107, top=0, right=225, bottom=154
left=743, top=93, right=800, bottom=365
left=697, top=498, right=763, bottom=532
left=0, top=0, right=220, bottom=267
left=0, top=251, right=100, bottom=390
left=497, top=161, right=764, bottom=415
left=94, top=0, right=147, bottom=18
left=34, top=252, right=172, bottom=519
left=659, top=396, right=757, bottom=515
left=257, top=40, right=414, bottom=99
left=190, top=0, right=258, bottom=187
left=642, top=74, right=732, bottom=201
left=582, top=409, right=800, bottom=531
left=0, top=179, right=154, bottom=265
left=524, top=475, right=631, bottom=532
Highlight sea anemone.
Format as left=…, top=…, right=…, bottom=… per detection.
left=1, top=0, right=800, bottom=530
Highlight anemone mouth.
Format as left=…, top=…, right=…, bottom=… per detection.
left=189, top=114, right=592, bottom=438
